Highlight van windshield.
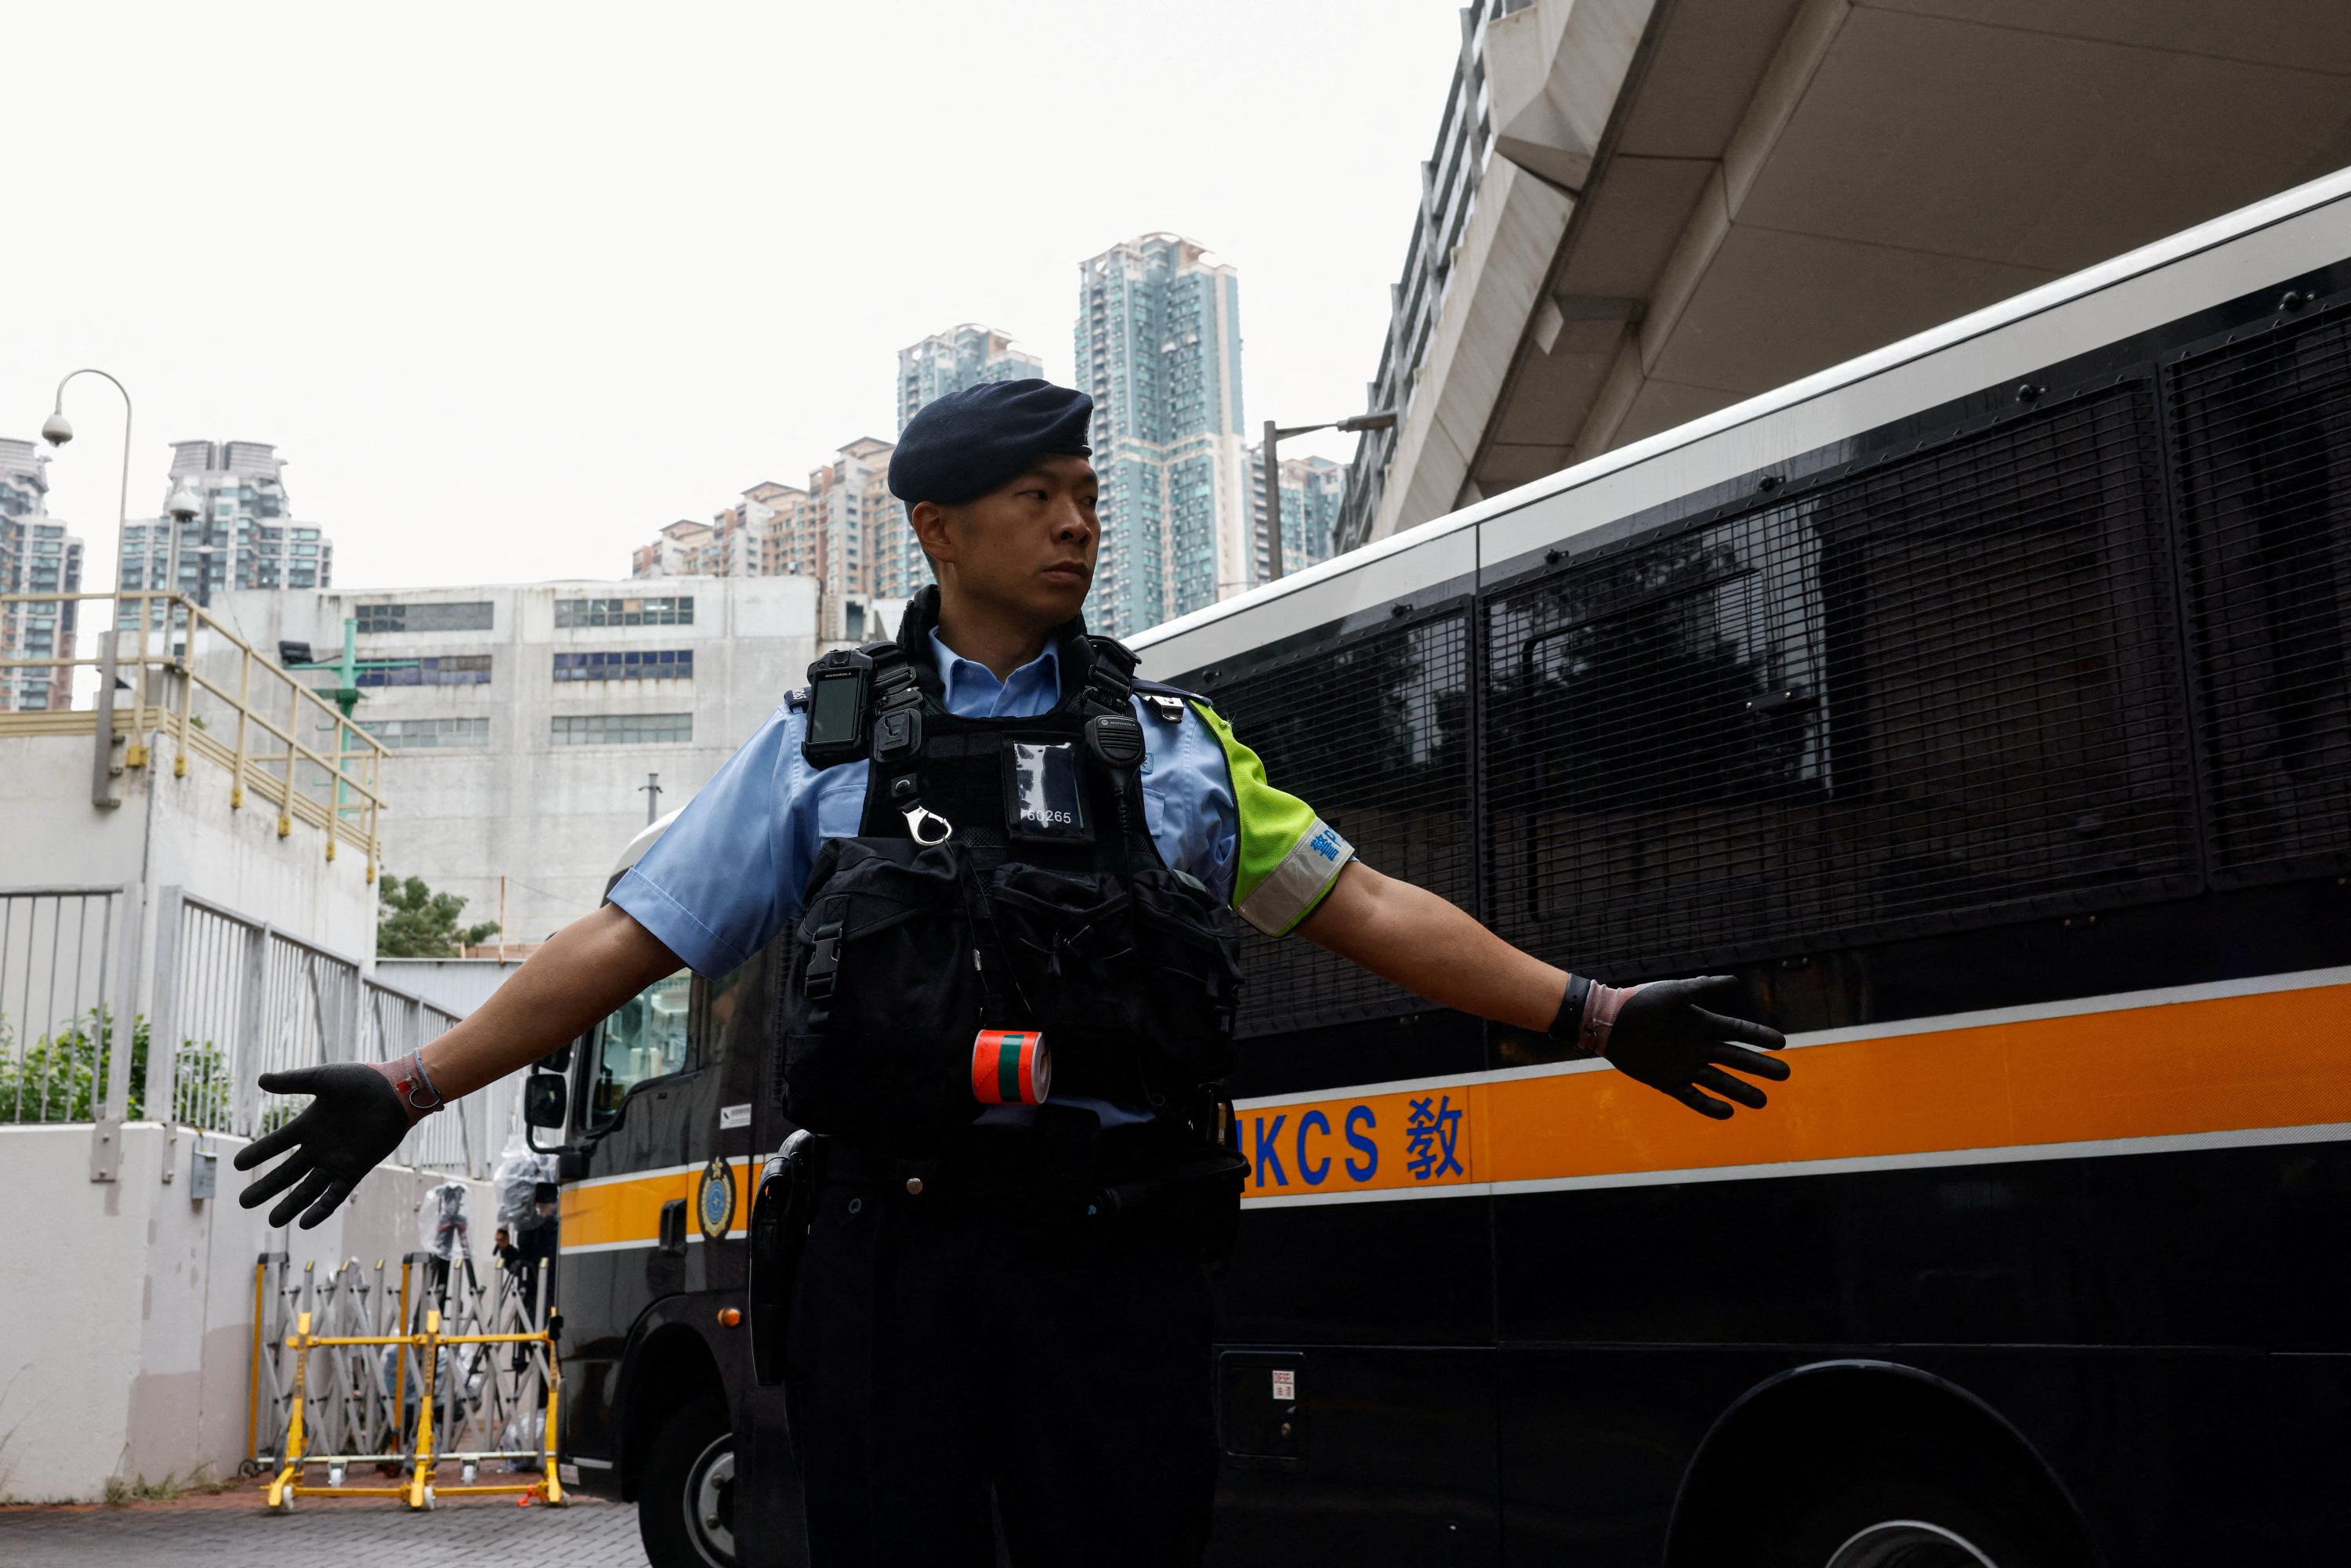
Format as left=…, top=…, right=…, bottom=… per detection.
left=585, top=969, right=690, bottom=1131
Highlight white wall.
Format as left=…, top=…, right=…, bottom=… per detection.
left=375, top=956, right=525, bottom=1016
left=0, top=725, right=379, bottom=1027
left=0, top=1122, right=493, bottom=1502
left=0, top=733, right=147, bottom=891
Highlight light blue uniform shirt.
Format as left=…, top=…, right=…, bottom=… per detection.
left=610, top=628, right=1242, bottom=980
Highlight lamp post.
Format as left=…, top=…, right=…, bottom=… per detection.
left=41, top=369, right=137, bottom=809
left=162, top=479, right=201, bottom=654
left=1260, top=409, right=1394, bottom=582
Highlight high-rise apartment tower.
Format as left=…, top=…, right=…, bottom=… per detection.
left=892, top=324, right=1041, bottom=598
left=897, top=324, right=1044, bottom=429
left=1074, top=234, right=1248, bottom=638
left=120, top=441, right=331, bottom=607
left=0, top=437, right=85, bottom=712
left=1248, top=447, right=1346, bottom=582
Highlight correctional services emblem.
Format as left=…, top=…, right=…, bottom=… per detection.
left=697, top=1153, right=737, bottom=1241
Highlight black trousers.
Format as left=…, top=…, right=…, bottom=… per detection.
left=785, top=1160, right=1219, bottom=1566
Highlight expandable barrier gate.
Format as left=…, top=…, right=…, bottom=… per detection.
left=245, top=1249, right=563, bottom=1509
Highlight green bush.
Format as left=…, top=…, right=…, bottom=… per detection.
left=0, top=1009, right=234, bottom=1126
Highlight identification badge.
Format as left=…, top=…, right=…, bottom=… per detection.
left=1003, top=740, right=1093, bottom=843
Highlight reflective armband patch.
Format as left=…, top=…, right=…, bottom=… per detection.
left=1236, top=817, right=1353, bottom=936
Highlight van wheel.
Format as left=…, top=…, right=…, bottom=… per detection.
left=1741, top=1427, right=2079, bottom=1568
left=639, top=1390, right=739, bottom=1568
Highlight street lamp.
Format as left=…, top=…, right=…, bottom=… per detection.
left=42, top=369, right=137, bottom=809
left=1260, top=409, right=1394, bottom=582
left=163, top=479, right=201, bottom=649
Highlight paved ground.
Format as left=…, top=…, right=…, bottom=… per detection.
left=0, top=1480, right=649, bottom=1567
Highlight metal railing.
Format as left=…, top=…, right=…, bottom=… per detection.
left=368, top=982, right=513, bottom=1180
left=148, top=886, right=495, bottom=1175
left=0, top=886, right=133, bottom=1124
left=0, top=589, right=389, bottom=872
left=1336, top=0, right=1527, bottom=553
left=3, top=882, right=507, bottom=1176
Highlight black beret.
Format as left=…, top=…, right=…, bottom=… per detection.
left=888, top=378, right=1092, bottom=505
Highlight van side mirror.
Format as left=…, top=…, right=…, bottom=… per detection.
left=523, top=1072, right=568, bottom=1152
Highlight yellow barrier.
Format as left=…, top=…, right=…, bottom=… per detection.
left=265, top=1306, right=565, bottom=1511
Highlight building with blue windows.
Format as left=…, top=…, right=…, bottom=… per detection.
left=897, top=324, right=1043, bottom=430
left=890, top=325, right=1041, bottom=602
left=119, top=440, right=332, bottom=607
left=0, top=436, right=85, bottom=712
left=1248, top=447, right=1346, bottom=581
left=1074, top=234, right=1249, bottom=639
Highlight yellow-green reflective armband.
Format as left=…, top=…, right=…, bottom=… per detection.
left=1190, top=701, right=1353, bottom=936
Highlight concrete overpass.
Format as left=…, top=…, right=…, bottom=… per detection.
left=1346, top=0, right=2351, bottom=545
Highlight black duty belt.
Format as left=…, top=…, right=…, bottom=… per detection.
left=814, top=1114, right=1233, bottom=1222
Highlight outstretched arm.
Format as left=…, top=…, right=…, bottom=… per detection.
left=418, top=903, right=680, bottom=1098
left=235, top=904, right=679, bottom=1228
left=1297, top=860, right=1790, bottom=1118
left=1295, top=860, right=1567, bottom=1030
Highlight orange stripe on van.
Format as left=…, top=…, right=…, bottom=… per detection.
left=557, top=984, right=2349, bottom=1235
left=560, top=1159, right=756, bottom=1250
left=1237, top=981, right=2351, bottom=1200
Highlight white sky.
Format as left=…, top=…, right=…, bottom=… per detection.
left=7, top=2, right=1463, bottom=597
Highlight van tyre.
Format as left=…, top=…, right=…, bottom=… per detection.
left=1740, top=1427, right=2079, bottom=1568
left=639, top=1389, right=740, bottom=1568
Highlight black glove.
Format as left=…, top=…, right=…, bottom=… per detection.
left=232, top=1062, right=418, bottom=1228
left=1553, top=974, right=1789, bottom=1119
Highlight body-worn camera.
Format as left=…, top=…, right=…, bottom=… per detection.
left=801, top=645, right=880, bottom=770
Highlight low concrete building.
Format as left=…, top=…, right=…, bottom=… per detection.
left=208, top=576, right=825, bottom=945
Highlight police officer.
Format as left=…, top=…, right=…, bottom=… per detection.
left=236, top=379, right=1790, bottom=1566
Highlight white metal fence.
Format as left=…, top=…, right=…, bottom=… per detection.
left=0, top=886, right=133, bottom=1123
left=2, top=882, right=507, bottom=1179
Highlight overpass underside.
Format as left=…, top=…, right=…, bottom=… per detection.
left=1371, top=0, right=2351, bottom=540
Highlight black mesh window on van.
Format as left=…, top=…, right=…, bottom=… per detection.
left=1198, top=610, right=1476, bottom=1036
left=2169, top=304, right=2351, bottom=884
left=1481, top=387, right=2199, bottom=977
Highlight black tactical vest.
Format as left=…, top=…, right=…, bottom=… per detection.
left=777, top=590, right=1242, bottom=1143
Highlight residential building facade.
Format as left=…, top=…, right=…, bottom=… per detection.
left=1074, top=234, right=1250, bottom=638
left=119, top=440, right=331, bottom=606
left=208, top=577, right=823, bottom=943
left=897, top=323, right=1043, bottom=430
left=632, top=444, right=911, bottom=642
left=632, top=482, right=810, bottom=581
left=1248, top=447, right=1346, bottom=581
left=806, top=437, right=898, bottom=616
left=0, top=437, right=85, bottom=712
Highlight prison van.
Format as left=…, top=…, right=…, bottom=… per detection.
left=530, top=168, right=2351, bottom=1567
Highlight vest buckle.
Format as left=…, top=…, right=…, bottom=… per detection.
left=804, top=921, right=843, bottom=1004
left=901, top=803, right=954, bottom=845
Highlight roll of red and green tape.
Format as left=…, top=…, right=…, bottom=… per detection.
left=971, top=1029, right=1051, bottom=1106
